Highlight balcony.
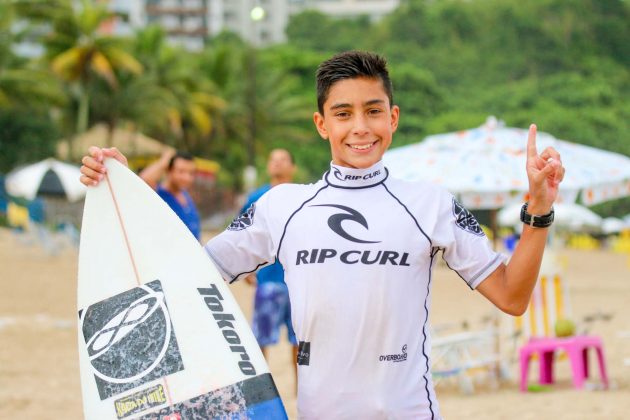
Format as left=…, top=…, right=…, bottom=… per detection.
left=165, top=27, right=208, bottom=36
left=146, top=5, right=207, bottom=16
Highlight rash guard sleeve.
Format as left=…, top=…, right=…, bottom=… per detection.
left=434, top=191, right=507, bottom=289
left=204, top=191, right=276, bottom=283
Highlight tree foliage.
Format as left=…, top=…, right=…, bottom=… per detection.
left=0, top=109, right=59, bottom=173
left=1, top=0, right=628, bottom=220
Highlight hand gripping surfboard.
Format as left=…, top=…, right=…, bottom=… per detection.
left=77, top=158, right=287, bottom=419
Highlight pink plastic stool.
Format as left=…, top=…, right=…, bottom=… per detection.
left=519, top=335, right=609, bottom=391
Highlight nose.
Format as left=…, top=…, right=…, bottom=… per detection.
left=352, top=114, right=369, bottom=137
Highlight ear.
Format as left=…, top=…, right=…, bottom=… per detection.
left=390, top=105, right=400, bottom=133
left=313, top=112, right=328, bottom=140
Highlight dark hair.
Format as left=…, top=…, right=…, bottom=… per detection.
left=316, top=51, right=393, bottom=114
left=168, top=151, right=194, bottom=170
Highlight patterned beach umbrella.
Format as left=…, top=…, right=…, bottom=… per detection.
left=384, top=117, right=630, bottom=209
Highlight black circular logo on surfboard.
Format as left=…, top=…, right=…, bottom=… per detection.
left=79, top=280, right=184, bottom=400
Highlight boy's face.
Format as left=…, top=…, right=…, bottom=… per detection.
left=313, top=77, right=399, bottom=169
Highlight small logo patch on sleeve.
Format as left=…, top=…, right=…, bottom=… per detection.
left=297, top=341, right=310, bottom=366
left=227, top=203, right=256, bottom=231
left=452, top=198, right=484, bottom=236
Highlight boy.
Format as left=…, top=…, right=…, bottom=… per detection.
left=80, top=51, right=564, bottom=419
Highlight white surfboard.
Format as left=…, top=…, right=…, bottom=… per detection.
left=78, top=158, right=287, bottom=419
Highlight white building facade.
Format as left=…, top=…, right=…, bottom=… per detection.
left=107, top=0, right=401, bottom=49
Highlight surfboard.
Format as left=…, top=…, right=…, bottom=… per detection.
left=77, top=158, right=288, bottom=419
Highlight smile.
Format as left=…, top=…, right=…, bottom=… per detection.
left=349, top=141, right=377, bottom=151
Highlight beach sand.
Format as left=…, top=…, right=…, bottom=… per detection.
left=1, top=227, right=628, bottom=419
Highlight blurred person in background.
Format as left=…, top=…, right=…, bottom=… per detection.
left=139, top=149, right=201, bottom=241
left=241, top=149, right=298, bottom=389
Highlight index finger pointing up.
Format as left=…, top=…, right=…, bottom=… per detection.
left=526, top=123, right=538, bottom=160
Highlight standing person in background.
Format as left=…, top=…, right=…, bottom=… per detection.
left=140, top=149, right=201, bottom=241
left=241, top=149, right=298, bottom=389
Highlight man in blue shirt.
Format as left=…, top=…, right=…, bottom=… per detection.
left=140, top=150, right=201, bottom=241
left=241, top=149, right=298, bottom=385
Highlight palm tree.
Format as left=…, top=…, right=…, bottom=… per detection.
left=88, top=72, right=177, bottom=147
left=131, top=26, right=226, bottom=154
left=45, top=0, right=143, bottom=142
left=198, top=39, right=313, bottom=183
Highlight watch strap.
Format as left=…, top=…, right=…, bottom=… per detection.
left=520, top=202, right=554, bottom=228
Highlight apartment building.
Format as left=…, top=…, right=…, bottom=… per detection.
left=106, top=0, right=401, bottom=49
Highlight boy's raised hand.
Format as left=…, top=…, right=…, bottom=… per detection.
left=80, top=147, right=129, bottom=186
left=525, top=124, right=565, bottom=214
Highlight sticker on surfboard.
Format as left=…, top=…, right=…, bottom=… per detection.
left=79, top=279, right=184, bottom=400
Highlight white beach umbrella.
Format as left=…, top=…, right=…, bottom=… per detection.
left=384, top=117, right=630, bottom=210
left=6, top=158, right=86, bottom=202
left=498, top=202, right=603, bottom=232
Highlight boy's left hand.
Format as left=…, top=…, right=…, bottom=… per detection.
left=525, top=124, right=565, bottom=214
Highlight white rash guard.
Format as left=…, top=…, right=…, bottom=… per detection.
left=205, top=160, right=506, bottom=420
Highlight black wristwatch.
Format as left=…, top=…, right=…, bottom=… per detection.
left=520, top=202, right=554, bottom=228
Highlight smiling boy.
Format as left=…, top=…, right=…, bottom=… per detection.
left=80, top=51, right=564, bottom=419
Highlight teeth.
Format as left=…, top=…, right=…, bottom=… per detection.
left=350, top=143, right=374, bottom=150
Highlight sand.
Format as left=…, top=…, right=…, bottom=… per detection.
left=1, top=227, right=628, bottom=419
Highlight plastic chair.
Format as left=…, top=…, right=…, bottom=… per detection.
left=515, top=264, right=609, bottom=391
left=519, top=335, right=609, bottom=391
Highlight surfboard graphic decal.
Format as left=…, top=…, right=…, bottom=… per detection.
left=80, top=279, right=184, bottom=400
left=135, top=373, right=285, bottom=420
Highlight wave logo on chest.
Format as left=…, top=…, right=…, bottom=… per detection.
left=311, top=204, right=380, bottom=244
left=298, top=204, right=413, bottom=267
left=79, top=280, right=184, bottom=400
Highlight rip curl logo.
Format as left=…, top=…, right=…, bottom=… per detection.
left=333, top=167, right=344, bottom=181
left=311, top=204, right=380, bottom=244
left=331, top=168, right=382, bottom=183
left=228, top=203, right=255, bottom=231
left=452, top=198, right=484, bottom=236
left=80, top=280, right=184, bottom=400
left=379, top=344, right=408, bottom=363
